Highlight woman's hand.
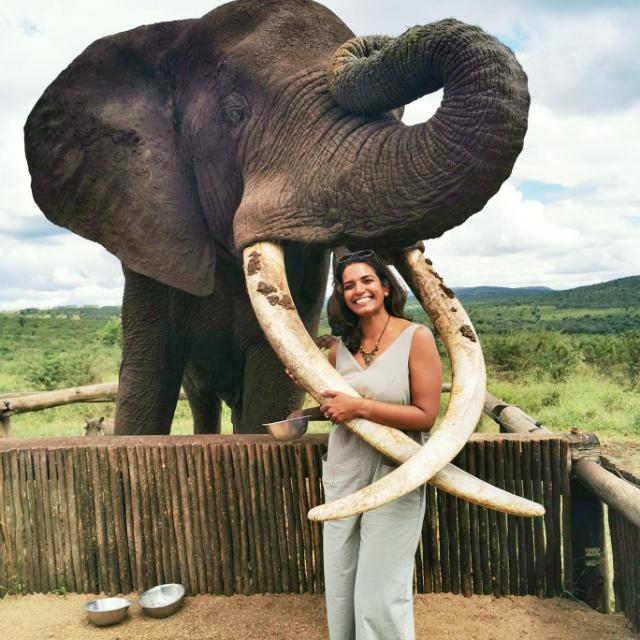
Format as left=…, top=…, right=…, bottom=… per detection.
left=320, top=390, right=365, bottom=423
left=314, top=335, right=338, bottom=350
left=285, top=367, right=304, bottom=390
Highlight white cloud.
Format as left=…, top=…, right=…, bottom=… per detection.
left=1, top=0, right=638, bottom=308
left=516, top=104, right=640, bottom=192
left=0, top=233, right=122, bottom=309
left=426, top=180, right=638, bottom=289
left=518, top=10, right=640, bottom=115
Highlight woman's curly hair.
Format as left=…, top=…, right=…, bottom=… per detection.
left=327, top=252, right=410, bottom=354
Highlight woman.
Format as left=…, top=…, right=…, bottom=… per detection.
left=288, top=250, right=442, bottom=640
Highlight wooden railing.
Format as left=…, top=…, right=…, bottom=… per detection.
left=484, top=392, right=640, bottom=629
left=0, top=433, right=567, bottom=599
left=1, top=383, right=638, bottom=630
left=0, top=383, right=188, bottom=437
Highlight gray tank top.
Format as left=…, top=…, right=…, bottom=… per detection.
left=330, top=323, right=425, bottom=451
left=324, top=323, right=425, bottom=487
left=336, top=323, right=419, bottom=405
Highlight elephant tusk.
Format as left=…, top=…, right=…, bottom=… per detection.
left=306, top=246, right=493, bottom=520
left=244, top=241, right=544, bottom=520
left=243, top=241, right=417, bottom=460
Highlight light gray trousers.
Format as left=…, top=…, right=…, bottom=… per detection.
left=322, top=434, right=426, bottom=640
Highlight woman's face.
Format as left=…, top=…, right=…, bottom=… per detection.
left=341, top=262, right=389, bottom=317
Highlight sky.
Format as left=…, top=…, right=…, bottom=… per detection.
left=1, top=0, right=638, bottom=310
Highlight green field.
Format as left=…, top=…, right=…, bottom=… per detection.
left=1, top=276, right=639, bottom=442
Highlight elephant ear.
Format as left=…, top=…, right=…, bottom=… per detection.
left=24, top=20, right=215, bottom=296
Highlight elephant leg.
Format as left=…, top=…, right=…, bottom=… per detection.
left=234, top=343, right=304, bottom=434
left=189, top=394, right=222, bottom=434
left=115, top=267, right=186, bottom=435
left=182, top=361, right=223, bottom=434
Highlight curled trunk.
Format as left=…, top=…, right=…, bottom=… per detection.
left=234, top=20, right=528, bottom=253
left=327, top=20, right=529, bottom=245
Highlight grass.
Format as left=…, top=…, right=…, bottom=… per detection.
left=486, top=373, right=640, bottom=437
left=10, top=372, right=638, bottom=440
left=1, top=310, right=638, bottom=442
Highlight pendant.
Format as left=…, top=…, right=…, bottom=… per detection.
left=360, top=346, right=378, bottom=365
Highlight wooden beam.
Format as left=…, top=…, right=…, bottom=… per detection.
left=575, top=459, right=640, bottom=529
left=1, top=383, right=188, bottom=415
left=484, top=392, right=547, bottom=435
left=2, top=382, right=118, bottom=414
left=0, top=431, right=567, bottom=453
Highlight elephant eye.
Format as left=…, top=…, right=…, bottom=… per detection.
left=222, top=93, right=250, bottom=127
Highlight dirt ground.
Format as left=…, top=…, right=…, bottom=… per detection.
left=0, top=592, right=635, bottom=639
left=601, top=437, right=640, bottom=477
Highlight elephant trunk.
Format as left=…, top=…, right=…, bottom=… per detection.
left=329, top=20, right=529, bottom=243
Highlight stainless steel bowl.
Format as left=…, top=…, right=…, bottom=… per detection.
left=139, top=583, right=186, bottom=618
left=84, top=597, right=131, bottom=627
left=263, top=415, right=309, bottom=441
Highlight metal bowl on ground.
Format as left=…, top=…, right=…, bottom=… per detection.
left=84, top=597, right=131, bottom=626
left=139, top=583, right=186, bottom=618
left=263, top=415, right=309, bottom=441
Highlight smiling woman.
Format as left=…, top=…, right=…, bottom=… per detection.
left=287, top=250, right=442, bottom=639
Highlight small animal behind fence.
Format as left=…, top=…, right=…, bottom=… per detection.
left=84, top=416, right=114, bottom=436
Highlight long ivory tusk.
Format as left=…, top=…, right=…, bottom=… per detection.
left=243, top=241, right=544, bottom=519
left=306, top=246, right=489, bottom=520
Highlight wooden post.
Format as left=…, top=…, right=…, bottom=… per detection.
left=574, top=458, right=640, bottom=529
left=0, top=403, right=11, bottom=437
left=566, top=433, right=609, bottom=612
left=570, top=475, right=609, bottom=612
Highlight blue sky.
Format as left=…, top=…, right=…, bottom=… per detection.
left=1, top=0, right=638, bottom=309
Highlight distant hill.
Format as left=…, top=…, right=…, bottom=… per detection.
left=454, top=286, right=553, bottom=302
left=14, top=305, right=121, bottom=319
left=3, top=275, right=638, bottom=318
left=453, top=276, right=640, bottom=308
left=538, top=276, right=640, bottom=308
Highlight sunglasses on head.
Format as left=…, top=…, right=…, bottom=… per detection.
left=336, top=250, right=378, bottom=265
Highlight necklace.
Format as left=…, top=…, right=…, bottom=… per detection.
left=359, top=314, right=391, bottom=365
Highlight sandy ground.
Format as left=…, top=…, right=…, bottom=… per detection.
left=601, top=438, right=640, bottom=477
left=0, top=592, right=635, bottom=639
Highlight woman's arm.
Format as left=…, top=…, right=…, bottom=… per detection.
left=320, top=326, right=442, bottom=432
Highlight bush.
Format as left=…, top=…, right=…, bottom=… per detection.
left=482, top=331, right=576, bottom=381
left=622, top=331, right=640, bottom=389
left=27, top=351, right=97, bottom=390
left=99, top=318, right=122, bottom=348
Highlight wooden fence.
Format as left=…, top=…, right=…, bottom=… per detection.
left=602, top=459, right=640, bottom=631
left=1, top=433, right=570, bottom=599
left=484, top=393, right=640, bottom=630
left=2, top=385, right=639, bottom=631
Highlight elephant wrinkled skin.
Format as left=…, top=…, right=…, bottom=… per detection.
left=25, top=0, right=537, bottom=517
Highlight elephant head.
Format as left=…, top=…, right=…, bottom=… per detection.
left=24, top=0, right=541, bottom=520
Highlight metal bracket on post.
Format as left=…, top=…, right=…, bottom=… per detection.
left=567, top=432, right=601, bottom=466
left=0, top=401, right=12, bottom=438
left=567, top=432, right=609, bottom=612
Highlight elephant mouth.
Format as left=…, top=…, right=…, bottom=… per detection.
left=243, top=240, right=545, bottom=520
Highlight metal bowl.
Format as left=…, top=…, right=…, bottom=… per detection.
left=263, top=415, right=309, bottom=441
left=139, top=583, right=186, bottom=618
left=84, top=597, right=131, bottom=627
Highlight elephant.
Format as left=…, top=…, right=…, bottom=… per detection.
left=24, top=0, right=543, bottom=520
